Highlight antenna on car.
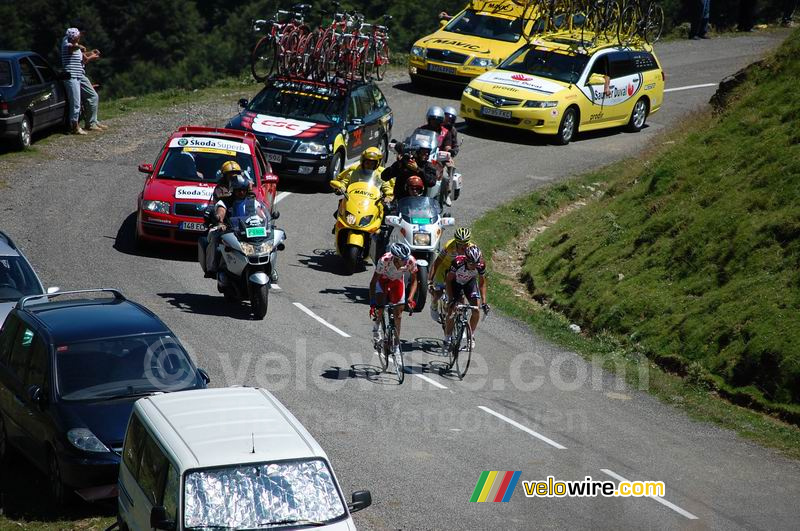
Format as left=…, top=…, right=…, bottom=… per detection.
left=251, top=432, right=256, bottom=454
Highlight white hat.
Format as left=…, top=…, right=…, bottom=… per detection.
left=66, top=28, right=80, bottom=39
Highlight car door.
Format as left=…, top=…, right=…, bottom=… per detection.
left=345, top=88, right=368, bottom=163
left=579, top=52, right=613, bottom=127
left=607, top=51, right=642, bottom=123
left=0, top=315, right=21, bottom=446
left=17, top=57, right=49, bottom=132
left=357, top=85, right=381, bottom=152
left=29, top=54, right=66, bottom=127
left=17, top=332, right=50, bottom=469
left=0, top=318, right=37, bottom=457
left=132, top=426, right=170, bottom=529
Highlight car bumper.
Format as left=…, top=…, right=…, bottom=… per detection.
left=0, top=114, right=23, bottom=139
left=460, top=93, right=562, bottom=134
left=137, top=211, right=207, bottom=245
left=59, top=450, right=120, bottom=500
left=263, top=147, right=332, bottom=180
left=408, top=59, right=491, bottom=85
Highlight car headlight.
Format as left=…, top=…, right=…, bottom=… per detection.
left=359, top=215, right=374, bottom=227
left=463, top=86, right=481, bottom=98
left=346, top=213, right=357, bottom=225
left=469, top=57, right=496, bottom=68
left=411, top=46, right=426, bottom=58
left=143, top=200, right=171, bottom=214
left=413, top=232, right=431, bottom=246
left=524, top=100, right=558, bottom=108
left=296, top=142, right=327, bottom=155
left=67, top=428, right=110, bottom=453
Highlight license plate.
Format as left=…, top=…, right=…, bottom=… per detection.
left=427, top=63, right=456, bottom=75
left=246, top=227, right=267, bottom=238
left=180, top=222, right=206, bottom=232
left=266, top=153, right=282, bottom=163
left=481, top=106, right=512, bottom=119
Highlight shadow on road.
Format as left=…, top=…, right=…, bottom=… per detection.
left=157, top=292, right=254, bottom=320
left=318, top=286, right=369, bottom=304
left=294, top=249, right=358, bottom=276
left=463, top=120, right=651, bottom=146
left=0, top=448, right=114, bottom=524
left=392, top=81, right=462, bottom=100
left=113, top=212, right=198, bottom=263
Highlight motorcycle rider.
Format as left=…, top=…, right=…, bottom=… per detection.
left=369, top=242, right=418, bottom=357
left=213, top=160, right=244, bottom=202
left=420, top=105, right=453, bottom=153
left=381, top=135, right=438, bottom=202
left=443, top=106, right=460, bottom=157
left=443, top=245, right=490, bottom=353
left=333, top=146, right=393, bottom=199
left=428, top=226, right=473, bottom=322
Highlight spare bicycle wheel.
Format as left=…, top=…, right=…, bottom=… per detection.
left=251, top=36, right=276, bottom=82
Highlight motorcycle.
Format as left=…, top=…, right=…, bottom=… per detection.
left=330, top=177, right=387, bottom=274
left=198, top=198, right=285, bottom=319
left=384, top=195, right=454, bottom=311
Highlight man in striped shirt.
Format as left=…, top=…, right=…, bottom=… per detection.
left=61, top=27, right=106, bottom=134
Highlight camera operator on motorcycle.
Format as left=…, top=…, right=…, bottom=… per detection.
left=382, top=134, right=438, bottom=203
left=443, top=245, right=490, bottom=353
left=443, top=106, right=460, bottom=157
left=369, top=242, right=419, bottom=357
left=428, top=226, right=473, bottom=322
left=213, top=160, right=243, bottom=202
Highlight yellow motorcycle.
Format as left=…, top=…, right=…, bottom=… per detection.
left=330, top=178, right=386, bottom=274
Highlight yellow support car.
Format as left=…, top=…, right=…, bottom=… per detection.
left=460, top=34, right=666, bottom=144
left=408, top=0, right=540, bottom=86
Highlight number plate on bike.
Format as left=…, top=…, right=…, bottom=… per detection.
left=481, top=106, right=512, bottom=119
left=266, top=153, right=282, bottom=163
left=180, top=222, right=206, bottom=232
left=427, top=63, right=456, bottom=75
left=246, top=227, right=267, bottom=238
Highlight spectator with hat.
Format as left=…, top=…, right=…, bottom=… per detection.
left=61, top=27, right=107, bottom=134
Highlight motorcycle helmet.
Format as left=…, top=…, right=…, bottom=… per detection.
left=231, top=174, right=250, bottom=197
left=465, top=245, right=482, bottom=264
left=388, top=242, right=411, bottom=260
left=443, top=106, right=458, bottom=124
left=406, top=175, right=424, bottom=196
left=221, top=160, right=242, bottom=176
left=361, top=146, right=382, bottom=171
left=426, top=105, right=445, bottom=125
left=454, top=227, right=471, bottom=244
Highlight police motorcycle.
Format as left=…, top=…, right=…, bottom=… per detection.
left=384, top=195, right=454, bottom=311
left=198, top=194, right=285, bottom=319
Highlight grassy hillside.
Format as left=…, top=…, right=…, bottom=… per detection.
left=519, top=29, right=800, bottom=422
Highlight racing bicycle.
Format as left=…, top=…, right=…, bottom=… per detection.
left=618, top=0, right=665, bottom=44
left=374, top=303, right=405, bottom=383
left=445, top=303, right=481, bottom=380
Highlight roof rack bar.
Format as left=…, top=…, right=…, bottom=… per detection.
left=16, top=288, right=126, bottom=310
left=0, top=230, right=17, bottom=250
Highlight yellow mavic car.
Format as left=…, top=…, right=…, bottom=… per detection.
left=460, top=35, right=665, bottom=144
left=408, top=0, right=539, bottom=86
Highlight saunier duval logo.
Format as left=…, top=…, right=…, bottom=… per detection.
left=470, top=471, right=521, bottom=502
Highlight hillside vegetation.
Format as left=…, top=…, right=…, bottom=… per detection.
left=520, top=29, right=800, bottom=422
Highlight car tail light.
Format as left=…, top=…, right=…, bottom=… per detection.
left=0, top=102, right=8, bottom=116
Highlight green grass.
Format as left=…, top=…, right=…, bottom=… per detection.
left=474, top=29, right=800, bottom=458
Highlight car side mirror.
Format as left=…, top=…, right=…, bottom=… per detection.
left=263, top=174, right=279, bottom=184
left=348, top=490, right=372, bottom=513
left=385, top=215, right=400, bottom=227
left=138, top=163, right=154, bottom=174
left=150, top=506, right=175, bottom=530
left=586, top=73, right=606, bottom=86
left=197, top=368, right=211, bottom=384
left=271, top=210, right=280, bottom=220
left=439, top=19, right=447, bottom=27
left=46, top=286, right=60, bottom=294
left=238, top=98, right=249, bottom=108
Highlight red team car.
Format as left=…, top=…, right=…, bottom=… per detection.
left=135, top=126, right=279, bottom=247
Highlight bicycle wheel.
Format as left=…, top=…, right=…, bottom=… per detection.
left=448, top=318, right=463, bottom=372
left=644, top=3, right=664, bottom=43
left=617, top=4, right=638, bottom=45
left=393, top=328, right=405, bottom=383
left=251, top=36, right=276, bottom=82
left=378, top=315, right=389, bottom=372
left=362, top=42, right=376, bottom=80
left=455, top=323, right=472, bottom=380
left=375, top=41, right=390, bottom=81
left=600, top=1, right=622, bottom=42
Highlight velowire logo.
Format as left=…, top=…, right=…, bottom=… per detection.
left=470, top=471, right=521, bottom=502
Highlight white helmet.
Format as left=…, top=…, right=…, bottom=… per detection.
left=426, top=105, right=445, bottom=122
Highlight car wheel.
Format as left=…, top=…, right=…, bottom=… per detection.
left=627, top=98, right=648, bottom=132
left=17, top=115, right=32, bottom=149
left=328, top=150, right=344, bottom=180
left=555, top=107, right=578, bottom=145
left=48, top=450, right=68, bottom=507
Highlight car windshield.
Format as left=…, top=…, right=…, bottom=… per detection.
left=0, top=256, right=43, bottom=302
left=500, top=46, right=589, bottom=84
left=158, top=147, right=254, bottom=184
left=444, top=10, right=523, bottom=42
left=0, top=60, right=11, bottom=87
left=248, top=85, right=344, bottom=124
left=56, top=334, right=198, bottom=401
left=184, top=459, right=347, bottom=529
left=398, top=196, right=440, bottom=224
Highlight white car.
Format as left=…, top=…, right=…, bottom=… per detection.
left=0, top=230, right=57, bottom=325
left=117, top=387, right=371, bottom=530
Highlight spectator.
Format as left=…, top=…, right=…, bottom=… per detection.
left=783, top=0, right=797, bottom=26
left=738, top=0, right=755, bottom=32
left=689, top=0, right=711, bottom=39
left=60, top=27, right=106, bottom=134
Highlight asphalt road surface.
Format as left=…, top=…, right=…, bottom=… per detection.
left=2, top=32, right=799, bottom=530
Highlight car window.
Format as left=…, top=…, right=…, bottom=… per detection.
left=123, top=413, right=146, bottom=478
left=19, top=58, right=42, bottom=87
left=138, top=431, right=169, bottom=504
left=370, top=85, right=388, bottom=110
left=8, top=325, right=36, bottom=378
left=0, top=60, right=12, bottom=87
left=609, top=52, right=636, bottom=78
left=347, top=91, right=364, bottom=121
left=630, top=51, right=659, bottom=72
left=444, top=9, right=523, bottom=42
left=356, top=86, right=377, bottom=117
left=500, top=46, right=589, bottom=85
left=24, top=335, right=48, bottom=389
left=158, top=147, right=254, bottom=184
left=247, top=83, right=345, bottom=124
left=0, top=316, right=21, bottom=365
left=163, top=463, right=180, bottom=524
left=589, top=55, right=609, bottom=77
left=0, top=256, right=44, bottom=303
left=29, top=55, right=56, bottom=83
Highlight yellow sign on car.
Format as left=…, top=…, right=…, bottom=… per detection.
left=460, top=34, right=665, bottom=144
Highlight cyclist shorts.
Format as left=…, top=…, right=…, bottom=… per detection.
left=448, top=278, right=480, bottom=305
left=376, top=277, right=406, bottom=304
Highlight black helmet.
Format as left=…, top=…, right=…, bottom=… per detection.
left=231, top=175, right=249, bottom=192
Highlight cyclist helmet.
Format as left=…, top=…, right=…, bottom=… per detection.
left=406, top=175, right=424, bottom=196
left=388, top=241, right=411, bottom=260
left=443, top=106, right=458, bottom=123
left=465, top=245, right=482, bottom=264
left=426, top=105, right=445, bottom=124
left=453, top=227, right=471, bottom=244
left=221, top=160, right=242, bottom=175
left=361, top=146, right=382, bottom=170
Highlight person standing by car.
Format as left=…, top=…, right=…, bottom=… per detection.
left=689, top=0, right=711, bottom=40
left=61, top=27, right=106, bottom=134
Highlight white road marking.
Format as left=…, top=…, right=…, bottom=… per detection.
left=270, top=284, right=281, bottom=290
left=664, top=83, right=717, bottom=93
left=478, top=406, right=566, bottom=450
left=293, top=302, right=351, bottom=338
left=600, top=468, right=699, bottom=520
left=275, top=191, right=292, bottom=203
left=413, top=373, right=448, bottom=389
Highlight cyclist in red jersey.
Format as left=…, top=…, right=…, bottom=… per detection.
left=443, top=246, right=489, bottom=352
left=369, top=242, right=419, bottom=355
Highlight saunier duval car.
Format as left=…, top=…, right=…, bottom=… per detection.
left=408, top=0, right=540, bottom=86
left=227, top=76, right=393, bottom=182
left=460, top=34, right=665, bottom=144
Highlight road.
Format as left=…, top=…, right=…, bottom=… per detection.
left=2, top=32, right=799, bottom=529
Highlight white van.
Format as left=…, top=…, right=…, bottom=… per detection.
left=117, top=387, right=371, bottom=530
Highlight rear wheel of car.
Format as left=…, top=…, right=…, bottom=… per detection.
left=627, top=98, right=648, bottom=132
left=17, top=115, right=32, bottom=149
left=328, top=150, right=345, bottom=180
left=555, top=107, right=578, bottom=145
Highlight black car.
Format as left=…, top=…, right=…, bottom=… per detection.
left=0, top=289, right=209, bottom=504
left=226, top=76, right=393, bottom=182
left=0, top=51, right=69, bottom=149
